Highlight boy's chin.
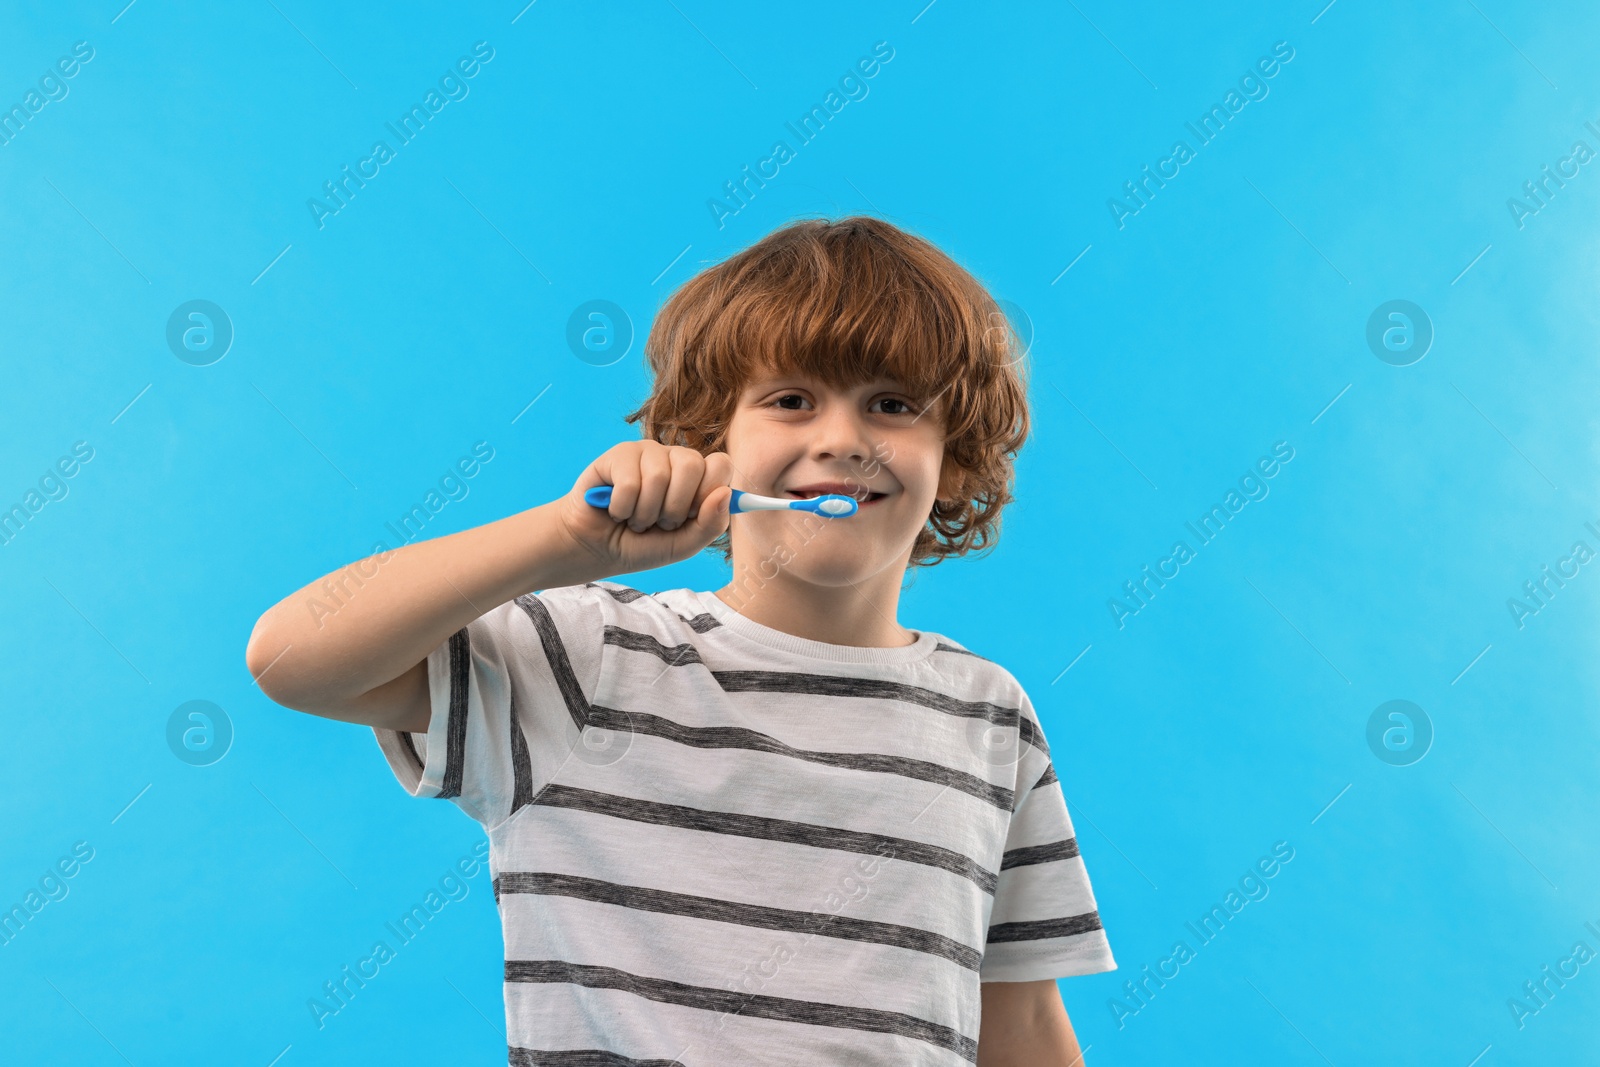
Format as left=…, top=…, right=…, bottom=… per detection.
left=786, top=557, right=885, bottom=587
left=762, top=539, right=907, bottom=587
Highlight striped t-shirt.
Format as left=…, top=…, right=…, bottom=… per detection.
left=372, top=580, right=1116, bottom=1065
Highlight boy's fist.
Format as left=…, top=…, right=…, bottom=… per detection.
left=556, top=441, right=734, bottom=575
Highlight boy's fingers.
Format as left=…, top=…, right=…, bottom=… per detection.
left=692, top=452, right=736, bottom=512
left=630, top=446, right=673, bottom=531
left=589, top=444, right=640, bottom=522
left=657, top=448, right=704, bottom=531
left=602, top=469, right=639, bottom=525
left=640, top=484, right=726, bottom=565
left=686, top=485, right=732, bottom=543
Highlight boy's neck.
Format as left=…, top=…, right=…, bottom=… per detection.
left=714, top=563, right=917, bottom=648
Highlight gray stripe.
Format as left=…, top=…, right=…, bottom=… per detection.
left=710, top=670, right=1048, bottom=757
left=999, top=838, right=1079, bottom=871
left=986, top=911, right=1102, bottom=943
left=534, top=784, right=997, bottom=894
left=585, top=704, right=1012, bottom=810
left=505, top=959, right=978, bottom=1063
left=509, top=684, right=535, bottom=817
left=509, top=1048, right=684, bottom=1066
left=508, top=1049, right=684, bottom=1062
left=1017, top=716, right=1049, bottom=757
left=602, top=626, right=703, bottom=668
left=439, top=628, right=470, bottom=799
left=586, top=582, right=647, bottom=603
left=934, top=641, right=988, bottom=662
left=1034, top=762, right=1058, bottom=788
left=513, top=594, right=591, bottom=731
left=497, top=871, right=981, bottom=970
left=398, top=730, right=423, bottom=775
left=677, top=611, right=721, bottom=633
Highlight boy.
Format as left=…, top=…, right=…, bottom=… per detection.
left=246, top=216, right=1116, bottom=1065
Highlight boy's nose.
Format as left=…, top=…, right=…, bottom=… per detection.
left=810, top=402, right=874, bottom=465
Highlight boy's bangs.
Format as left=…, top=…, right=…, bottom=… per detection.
left=704, top=223, right=985, bottom=404
left=717, top=264, right=968, bottom=405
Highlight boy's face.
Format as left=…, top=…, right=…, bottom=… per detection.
left=720, top=366, right=962, bottom=587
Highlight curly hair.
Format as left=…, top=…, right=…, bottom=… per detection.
left=623, top=215, right=1030, bottom=568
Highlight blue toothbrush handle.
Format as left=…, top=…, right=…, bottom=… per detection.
left=586, top=485, right=749, bottom=514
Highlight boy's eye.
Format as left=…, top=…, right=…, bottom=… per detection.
left=766, top=392, right=920, bottom=414
left=872, top=397, right=919, bottom=416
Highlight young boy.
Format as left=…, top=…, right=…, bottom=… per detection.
left=246, top=216, right=1116, bottom=1065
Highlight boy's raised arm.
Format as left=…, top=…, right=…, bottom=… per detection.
left=243, top=442, right=733, bottom=733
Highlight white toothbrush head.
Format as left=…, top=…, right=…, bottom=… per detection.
left=812, top=495, right=858, bottom=517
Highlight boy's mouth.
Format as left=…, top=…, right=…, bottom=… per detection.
left=785, top=482, right=888, bottom=505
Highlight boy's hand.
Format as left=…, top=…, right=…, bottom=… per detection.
left=555, top=441, right=734, bottom=577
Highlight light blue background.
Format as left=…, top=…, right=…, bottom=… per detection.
left=3, top=1, right=1597, bottom=1063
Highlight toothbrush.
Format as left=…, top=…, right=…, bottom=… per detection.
left=583, top=485, right=859, bottom=518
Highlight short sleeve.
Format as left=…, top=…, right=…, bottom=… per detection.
left=980, top=694, right=1117, bottom=982
left=370, top=583, right=604, bottom=829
